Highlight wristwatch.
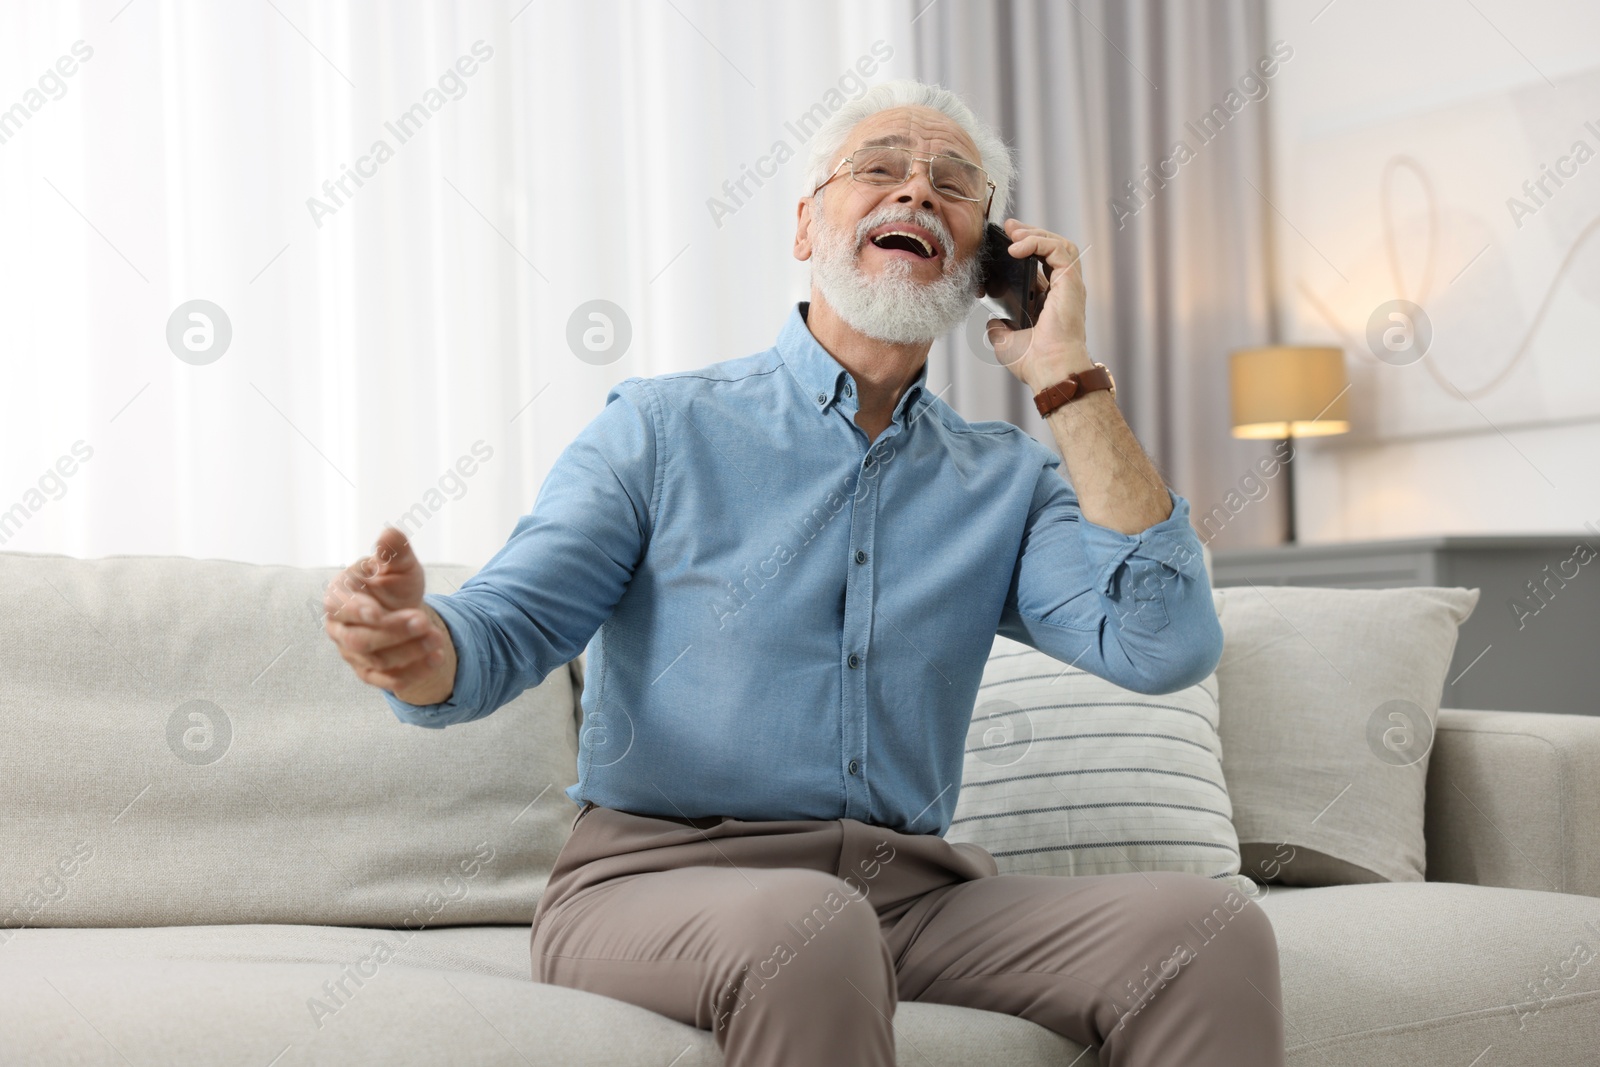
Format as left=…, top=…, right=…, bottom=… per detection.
left=1033, top=362, right=1116, bottom=418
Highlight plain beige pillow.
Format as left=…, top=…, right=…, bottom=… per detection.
left=1212, top=585, right=1480, bottom=886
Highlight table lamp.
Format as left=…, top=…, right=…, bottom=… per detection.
left=1229, top=345, right=1350, bottom=543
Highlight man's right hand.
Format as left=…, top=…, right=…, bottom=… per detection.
left=325, top=526, right=456, bottom=705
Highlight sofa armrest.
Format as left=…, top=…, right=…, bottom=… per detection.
left=1425, top=707, right=1600, bottom=899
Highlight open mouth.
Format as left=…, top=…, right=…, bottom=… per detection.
left=868, top=230, right=937, bottom=259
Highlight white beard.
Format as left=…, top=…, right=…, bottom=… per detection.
left=809, top=196, right=980, bottom=345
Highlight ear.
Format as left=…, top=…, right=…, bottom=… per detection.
left=793, top=197, right=815, bottom=262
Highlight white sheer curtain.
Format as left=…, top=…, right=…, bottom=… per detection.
left=0, top=0, right=915, bottom=568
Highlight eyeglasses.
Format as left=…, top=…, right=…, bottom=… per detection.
left=813, top=146, right=996, bottom=220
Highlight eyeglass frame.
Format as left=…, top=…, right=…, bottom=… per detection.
left=811, top=147, right=997, bottom=222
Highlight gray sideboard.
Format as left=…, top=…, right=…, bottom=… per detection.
left=1210, top=535, right=1599, bottom=716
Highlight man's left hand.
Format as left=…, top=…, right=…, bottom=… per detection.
left=985, top=218, right=1094, bottom=391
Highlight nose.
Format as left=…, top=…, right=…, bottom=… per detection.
left=894, top=159, right=939, bottom=212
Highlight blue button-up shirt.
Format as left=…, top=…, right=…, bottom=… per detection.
left=385, top=302, right=1223, bottom=835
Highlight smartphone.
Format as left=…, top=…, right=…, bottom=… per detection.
left=977, top=222, right=1051, bottom=331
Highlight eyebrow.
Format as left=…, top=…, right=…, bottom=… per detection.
left=856, top=133, right=975, bottom=165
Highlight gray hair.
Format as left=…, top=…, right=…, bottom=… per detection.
left=802, top=79, right=1015, bottom=223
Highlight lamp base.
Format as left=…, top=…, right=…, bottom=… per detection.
left=1283, top=435, right=1296, bottom=545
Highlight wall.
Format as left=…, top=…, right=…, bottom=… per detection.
left=1265, top=0, right=1600, bottom=542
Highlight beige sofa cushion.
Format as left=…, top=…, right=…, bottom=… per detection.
left=2, top=882, right=1593, bottom=1065
left=948, top=634, right=1253, bottom=900
left=1212, top=585, right=1480, bottom=886
left=1254, top=882, right=1600, bottom=1062
left=0, top=924, right=1087, bottom=1065
left=0, top=552, right=582, bottom=930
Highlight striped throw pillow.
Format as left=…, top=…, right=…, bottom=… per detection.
left=947, top=634, right=1253, bottom=898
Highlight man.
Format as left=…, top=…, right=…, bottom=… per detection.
left=324, top=79, right=1284, bottom=1066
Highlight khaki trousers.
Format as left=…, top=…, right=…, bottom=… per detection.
left=530, top=801, right=1285, bottom=1066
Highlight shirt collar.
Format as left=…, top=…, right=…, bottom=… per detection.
left=776, top=301, right=928, bottom=424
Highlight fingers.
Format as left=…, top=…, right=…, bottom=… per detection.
left=329, top=616, right=446, bottom=674
left=324, top=585, right=381, bottom=625
left=329, top=528, right=426, bottom=620
left=325, top=561, right=378, bottom=617
left=986, top=318, right=1024, bottom=364
left=327, top=606, right=433, bottom=653
left=351, top=650, right=447, bottom=695
left=1008, top=233, right=1084, bottom=272
left=372, top=525, right=415, bottom=575
left=1002, top=218, right=1051, bottom=252
left=1000, top=218, right=1085, bottom=273
left=325, top=549, right=402, bottom=620
left=341, top=630, right=435, bottom=673
left=322, top=528, right=438, bottom=694
left=331, top=528, right=414, bottom=595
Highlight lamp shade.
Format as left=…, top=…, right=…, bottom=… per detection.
left=1229, top=345, right=1350, bottom=439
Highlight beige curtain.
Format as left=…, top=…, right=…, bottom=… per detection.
left=914, top=0, right=1287, bottom=548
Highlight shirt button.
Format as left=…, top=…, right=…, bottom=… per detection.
left=844, top=382, right=853, bottom=397
left=847, top=653, right=860, bottom=669
left=815, top=392, right=827, bottom=405
left=854, top=549, right=867, bottom=564
left=848, top=759, right=859, bottom=775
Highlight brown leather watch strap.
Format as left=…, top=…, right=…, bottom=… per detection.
left=1033, top=363, right=1116, bottom=418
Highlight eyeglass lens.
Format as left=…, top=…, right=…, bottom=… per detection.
left=850, top=146, right=987, bottom=201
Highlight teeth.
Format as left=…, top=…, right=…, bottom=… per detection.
left=873, top=230, right=934, bottom=257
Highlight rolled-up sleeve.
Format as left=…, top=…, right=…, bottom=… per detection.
left=385, top=378, right=657, bottom=728
left=997, top=455, right=1223, bottom=695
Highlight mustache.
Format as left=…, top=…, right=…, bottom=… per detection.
left=852, top=207, right=957, bottom=261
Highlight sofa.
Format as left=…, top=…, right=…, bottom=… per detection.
left=3, top=549, right=1598, bottom=1065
